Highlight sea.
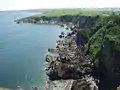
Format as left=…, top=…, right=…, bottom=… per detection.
left=0, top=11, right=65, bottom=90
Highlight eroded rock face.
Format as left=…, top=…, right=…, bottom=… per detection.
left=71, top=76, right=99, bottom=90
left=46, top=59, right=92, bottom=80
left=45, top=30, right=93, bottom=89
left=98, top=44, right=120, bottom=90
left=46, top=61, right=79, bottom=80
left=71, top=79, right=91, bottom=90
left=18, top=15, right=99, bottom=29
left=76, top=31, right=88, bottom=48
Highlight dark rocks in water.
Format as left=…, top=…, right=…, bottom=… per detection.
left=48, top=48, right=51, bottom=52
left=66, top=27, right=69, bottom=30
left=58, top=32, right=65, bottom=38
left=48, top=48, right=54, bottom=53
left=14, top=19, right=20, bottom=24
left=45, top=55, right=51, bottom=62
left=32, top=86, right=39, bottom=90
left=17, top=21, right=20, bottom=24
left=33, top=21, right=37, bottom=23
left=61, top=32, right=65, bottom=36
left=56, top=45, right=59, bottom=48
left=59, top=35, right=63, bottom=38
left=15, top=20, right=21, bottom=24
left=60, top=24, right=64, bottom=27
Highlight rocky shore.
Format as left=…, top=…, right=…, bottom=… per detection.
left=45, top=23, right=99, bottom=90
left=16, top=15, right=100, bottom=90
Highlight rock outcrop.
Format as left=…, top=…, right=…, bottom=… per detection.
left=45, top=29, right=92, bottom=79
left=45, top=26, right=98, bottom=90
left=71, top=76, right=98, bottom=90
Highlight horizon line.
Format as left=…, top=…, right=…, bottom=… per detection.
left=0, top=7, right=120, bottom=12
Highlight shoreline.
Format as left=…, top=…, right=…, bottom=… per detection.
left=44, top=26, right=73, bottom=90
left=17, top=15, right=99, bottom=90
left=45, top=43, right=73, bottom=90
left=44, top=23, right=97, bottom=90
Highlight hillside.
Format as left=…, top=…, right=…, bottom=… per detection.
left=86, top=14, right=120, bottom=90
left=28, top=9, right=110, bottom=17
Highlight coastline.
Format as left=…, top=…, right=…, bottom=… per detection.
left=44, top=22, right=97, bottom=90
left=13, top=10, right=120, bottom=90
left=17, top=15, right=99, bottom=90
left=44, top=25, right=72, bottom=90
left=44, top=26, right=74, bottom=90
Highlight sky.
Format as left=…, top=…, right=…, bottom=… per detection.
left=0, top=0, right=120, bottom=11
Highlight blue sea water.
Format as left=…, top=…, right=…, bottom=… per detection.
left=0, top=11, right=65, bottom=90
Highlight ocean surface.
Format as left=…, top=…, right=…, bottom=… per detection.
left=0, top=11, right=65, bottom=90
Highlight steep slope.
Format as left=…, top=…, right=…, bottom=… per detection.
left=86, top=14, right=120, bottom=90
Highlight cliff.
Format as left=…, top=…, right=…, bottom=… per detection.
left=17, top=11, right=120, bottom=90
left=44, top=13, right=120, bottom=90
left=86, top=14, right=120, bottom=90
left=18, top=15, right=99, bottom=29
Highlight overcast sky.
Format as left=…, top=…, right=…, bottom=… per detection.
left=0, top=0, right=120, bottom=11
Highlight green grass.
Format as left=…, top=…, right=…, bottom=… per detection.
left=33, top=9, right=81, bottom=17
left=29, top=9, right=110, bottom=18
left=79, top=10, right=110, bottom=16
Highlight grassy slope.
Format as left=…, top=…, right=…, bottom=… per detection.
left=29, top=9, right=110, bottom=18
left=32, top=9, right=81, bottom=17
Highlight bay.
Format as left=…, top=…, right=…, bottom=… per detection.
left=0, top=11, right=65, bottom=90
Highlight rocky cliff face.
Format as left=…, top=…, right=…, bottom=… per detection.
left=98, top=42, right=120, bottom=90
left=18, top=15, right=99, bottom=29
left=42, top=15, right=100, bottom=90
left=87, top=14, right=120, bottom=90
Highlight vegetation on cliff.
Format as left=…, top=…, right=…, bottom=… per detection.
left=84, top=13, right=120, bottom=89
left=86, top=13, right=120, bottom=64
